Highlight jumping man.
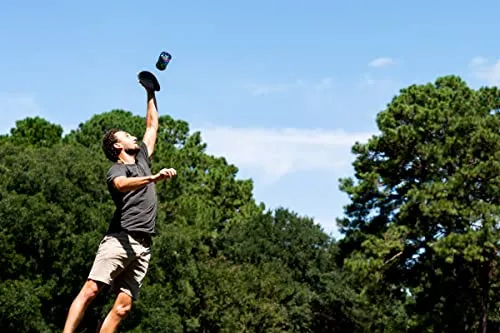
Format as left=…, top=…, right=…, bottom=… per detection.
left=63, top=72, right=176, bottom=333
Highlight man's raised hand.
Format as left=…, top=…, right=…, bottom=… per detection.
left=153, top=168, right=177, bottom=182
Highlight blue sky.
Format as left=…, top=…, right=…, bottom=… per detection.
left=1, top=0, right=499, bottom=238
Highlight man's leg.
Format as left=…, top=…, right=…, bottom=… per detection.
left=98, top=233, right=152, bottom=332
left=63, top=279, right=105, bottom=333
left=64, top=232, right=133, bottom=332
left=98, top=292, right=133, bottom=333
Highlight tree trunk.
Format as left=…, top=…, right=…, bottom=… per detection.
left=480, top=259, right=492, bottom=333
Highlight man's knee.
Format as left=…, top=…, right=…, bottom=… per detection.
left=113, top=293, right=133, bottom=318
left=114, top=303, right=132, bottom=318
left=80, top=280, right=103, bottom=302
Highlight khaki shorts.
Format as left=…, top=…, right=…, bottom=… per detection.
left=88, top=231, right=151, bottom=299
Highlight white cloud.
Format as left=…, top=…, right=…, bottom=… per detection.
left=368, top=57, right=394, bottom=68
left=470, top=56, right=488, bottom=66
left=0, top=92, right=43, bottom=134
left=196, top=126, right=372, bottom=183
left=245, top=77, right=338, bottom=113
left=469, top=57, right=500, bottom=86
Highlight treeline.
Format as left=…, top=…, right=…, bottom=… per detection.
left=0, top=75, right=498, bottom=332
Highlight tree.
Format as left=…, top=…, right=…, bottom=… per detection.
left=0, top=110, right=290, bottom=332
left=221, top=208, right=369, bottom=332
left=337, top=76, right=500, bottom=332
left=9, top=116, right=63, bottom=147
left=0, top=137, right=119, bottom=330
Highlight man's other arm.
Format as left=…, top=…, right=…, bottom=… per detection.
left=112, top=168, right=177, bottom=192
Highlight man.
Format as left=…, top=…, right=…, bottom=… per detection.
left=63, top=72, right=176, bottom=333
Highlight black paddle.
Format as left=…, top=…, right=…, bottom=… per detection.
left=137, top=70, right=161, bottom=92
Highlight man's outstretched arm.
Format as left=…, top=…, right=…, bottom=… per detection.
left=112, top=168, right=177, bottom=192
left=142, top=90, right=159, bottom=158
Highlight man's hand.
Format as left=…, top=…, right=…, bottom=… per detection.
left=152, top=168, right=177, bottom=182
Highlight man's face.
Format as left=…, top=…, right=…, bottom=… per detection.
left=114, top=131, right=140, bottom=155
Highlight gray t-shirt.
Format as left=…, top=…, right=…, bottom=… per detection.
left=105, top=142, right=157, bottom=235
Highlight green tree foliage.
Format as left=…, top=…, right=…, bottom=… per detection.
left=220, top=208, right=370, bottom=332
left=0, top=140, right=116, bottom=332
left=1, top=74, right=498, bottom=332
left=338, top=75, right=500, bottom=332
left=0, top=109, right=358, bottom=332
left=9, top=116, right=63, bottom=147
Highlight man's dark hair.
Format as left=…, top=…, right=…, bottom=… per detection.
left=102, top=128, right=121, bottom=162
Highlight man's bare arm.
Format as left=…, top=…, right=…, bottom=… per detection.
left=113, top=168, right=177, bottom=192
left=142, top=91, right=159, bottom=158
left=113, top=175, right=156, bottom=192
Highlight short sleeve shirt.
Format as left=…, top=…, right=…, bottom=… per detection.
left=105, top=142, right=157, bottom=235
